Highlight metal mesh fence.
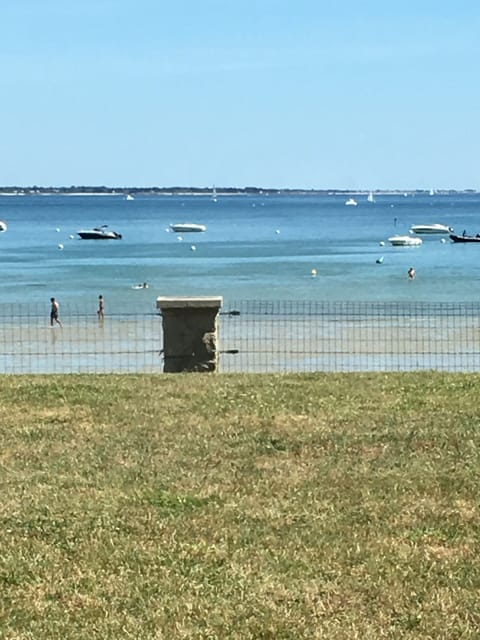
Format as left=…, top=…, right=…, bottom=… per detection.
left=0, top=301, right=479, bottom=373
left=0, top=304, right=163, bottom=374
left=219, top=300, right=480, bottom=373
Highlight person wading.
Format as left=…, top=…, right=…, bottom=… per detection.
left=50, top=297, right=62, bottom=327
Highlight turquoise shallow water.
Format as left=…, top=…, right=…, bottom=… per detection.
left=1, top=192, right=480, bottom=314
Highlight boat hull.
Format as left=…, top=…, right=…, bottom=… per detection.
left=388, top=235, right=422, bottom=247
left=78, top=228, right=122, bottom=240
left=410, top=224, right=453, bottom=234
left=170, top=223, right=206, bottom=233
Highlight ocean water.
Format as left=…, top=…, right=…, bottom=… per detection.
left=1, top=192, right=480, bottom=314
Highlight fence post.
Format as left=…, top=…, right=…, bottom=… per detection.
left=156, top=296, right=223, bottom=372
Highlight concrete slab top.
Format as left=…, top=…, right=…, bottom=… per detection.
left=156, top=296, right=223, bottom=310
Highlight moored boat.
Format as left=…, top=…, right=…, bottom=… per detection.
left=410, top=223, right=453, bottom=235
left=170, top=223, right=207, bottom=233
left=449, top=233, right=480, bottom=243
left=345, top=197, right=358, bottom=206
left=388, top=235, right=422, bottom=247
left=77, top=225, right=122, bottom=240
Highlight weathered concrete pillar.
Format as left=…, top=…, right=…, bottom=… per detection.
left=156, top=296, right=223, bottom=372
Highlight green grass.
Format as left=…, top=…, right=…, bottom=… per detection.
left=0, top=372, right=479, bottom=639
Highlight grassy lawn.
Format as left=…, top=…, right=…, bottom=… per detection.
left=0, top=372, right=479, bottom=639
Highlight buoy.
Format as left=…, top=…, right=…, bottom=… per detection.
left=311, top=268, right=317, bottom=277
left=376, top=256, right=384, bottom=264
left=0, top=220, right=7, bottom=232
left=56, top=228, right=60, bottom=232
left=58, top=244, right=64, bottom=250
left=440, top=238, right=446, bottom=243
left=177, top=236, right=183, bottom=241
left=379, top=241, right=385, bottom=246
left=275, top=229, right=280, bottom=234
left=190, top=245, right=196, bottom=251
left=69, top=234, right=74, bottom=239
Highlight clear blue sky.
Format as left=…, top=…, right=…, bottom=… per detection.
left=2, top=0, right=480, bottom=189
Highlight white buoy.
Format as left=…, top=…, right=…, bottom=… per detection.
left=440, top=238, right=446, bottom=243
left=58, top=244, right=64, bottom=250
left=177, top=235, right=183, bottom=241
left=56, top=228, right=60, bottom=232
left=376, top=256, right=384, bottom=264
left=69, top=234, right=74, bottom=239
left=275, top=229, right=280, bottom=234
left=190, top=245, right=196, bottom=251
left=311, top=268, right=317, bottom=277
left=379, top=241, right=385, bottom=246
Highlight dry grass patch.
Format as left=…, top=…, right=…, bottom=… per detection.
left=0, top=372, right=480, bottom=638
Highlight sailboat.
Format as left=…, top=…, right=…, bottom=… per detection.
left=367, top=191, right=375, bottom=203
left=211, top=186, right=218, bottom=203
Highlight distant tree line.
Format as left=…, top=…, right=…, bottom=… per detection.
left=0, top=186, right=476, bottom=195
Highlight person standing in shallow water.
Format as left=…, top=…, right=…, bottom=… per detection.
left=50, top=297, right=62, bottom=327
left=408, top=267, right=416, bottom=280
left=97, top=294, right=104, bottom=320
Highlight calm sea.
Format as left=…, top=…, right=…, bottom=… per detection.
left=1, top=192, right=480, bottom=314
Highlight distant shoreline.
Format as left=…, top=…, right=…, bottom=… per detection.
left=0, top=186, right=478, bottom=197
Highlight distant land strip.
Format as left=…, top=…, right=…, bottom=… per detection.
left=0, top=186, right=477, bottom=196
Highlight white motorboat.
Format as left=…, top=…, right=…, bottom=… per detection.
left=77, top=225, right=122, bottom=240
left=0, top=220, right=7, bottom=232
left=345, top=197, right=358, bottom=206
left=170, top=223, right=207, bottom=233
left=409, top=223, right=453, bottom=235
left=388, top=235, right=422, bottom=247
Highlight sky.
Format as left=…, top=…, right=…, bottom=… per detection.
left=1, top=0, right=480, bottom=190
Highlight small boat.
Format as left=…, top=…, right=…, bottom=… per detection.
left=126, top=194, right=135, bottom=201
left=449, top=233, right=480, bottom=243
left=388, top=235, right=422, bottom=247
left=345, top=197, right=358, bottom=206
left=77, top=225, right=122, bottom=240
left=0, top=220, right=7, bottom=232
left=170, top=223, right=207, bottom=233
left=367, top=191, right=375, bottom=203
left=410, top=223, right=453, bottom=235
